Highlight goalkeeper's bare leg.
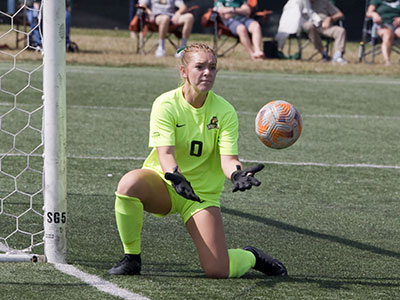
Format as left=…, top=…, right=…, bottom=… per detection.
left=186, top=207, right=287, bottom=278
left=185, top=207, right=230, bottom=278
left=108, top=169, right=172, bottom=275
left=117, top=169, right=172, bottom=213
left=108, top=168, right=287, bottom=277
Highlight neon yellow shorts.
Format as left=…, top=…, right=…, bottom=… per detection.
left=154, top=182, right=221, bottom=224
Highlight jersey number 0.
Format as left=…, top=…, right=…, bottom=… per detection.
left=190, top=141, right=203, bottom=157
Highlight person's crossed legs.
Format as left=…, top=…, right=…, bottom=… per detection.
left=154, top=13, right=194, bottom=57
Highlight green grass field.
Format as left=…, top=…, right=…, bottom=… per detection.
left=1, top=64, right=400, bottom=300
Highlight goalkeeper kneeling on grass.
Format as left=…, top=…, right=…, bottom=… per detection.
left=108, top=43, right=288, bottom=278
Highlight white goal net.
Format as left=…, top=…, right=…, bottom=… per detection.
left=0, top=0, right=66, bottom=263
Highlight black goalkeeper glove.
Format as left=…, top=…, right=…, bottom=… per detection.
left=231, top=164, right=264, bottom=192
left=165, top=166, right=203, bottom=203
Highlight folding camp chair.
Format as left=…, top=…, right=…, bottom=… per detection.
left=129, top=4, right=198, bottom=55
left=285, top=0, right=344, bottom=61
left=201, top=0, right=272, bottom=57
left=287, top=22, right=343, bottom=61
left=358, top=0, right=400, bottom=63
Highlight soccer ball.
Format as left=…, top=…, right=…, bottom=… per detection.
left=255, top=100, right=302, bottom=149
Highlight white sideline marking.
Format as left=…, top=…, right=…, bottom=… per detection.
left=240, top=159, right=400, bottom=170
left=63, top=66, right=400, bottom=86
left=54, top=263, right=151, bottom=300
left=68, top=155, right=400, bottom=170
left=0, top=153, right=399, bottom=169
left=2, top=102, right=400, bottom=120
left=70, top=105, right=400, bottom=120
left=238, top=111, right=400, bottom=120
left=217, top=72, right=400, bottom=86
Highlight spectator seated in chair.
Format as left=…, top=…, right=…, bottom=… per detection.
left=366, top=0, right=400, bottom=66
left=275, top=0, right=322, bottom=53
left=139, top=0, right=194, bottom=57
left=303, top=0, right=347, bottom=64
left=214, top=0, right=264, bottom=60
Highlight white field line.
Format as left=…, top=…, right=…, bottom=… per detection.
left=1, top=102, right=399, bottom=170
left=54, top=263, right=151, bottom=300
left=68, top=155, right=400, bottom=170
left=67, top=105, right=400, bottom=120
left=63, top=66, right=400, bottom=86
left=1, top=153, right=399, bottom=169
left=217, top=73, right=400, bottom=86
left=240, top=159, right=400, bottom=170
left=2, top=102, right=400, bottom=120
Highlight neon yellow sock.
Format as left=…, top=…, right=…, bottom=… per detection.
left=228, top=248, right=256, bottom=278
left=115, top=193, right=143, bottom=255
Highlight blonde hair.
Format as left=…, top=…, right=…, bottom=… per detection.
left=180, top=43, right=217, bottom=67
left=178, top=43, right=217, bottom=87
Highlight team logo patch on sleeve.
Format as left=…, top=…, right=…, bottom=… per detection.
left=207, top=116, right=219, bottom=130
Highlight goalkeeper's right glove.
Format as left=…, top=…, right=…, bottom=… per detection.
left=165, top=166, right=203, bottom=203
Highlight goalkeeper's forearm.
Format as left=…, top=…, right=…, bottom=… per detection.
left=220, top=154, right=243, bottom=179
left=157, top=146, right=179, bottom=174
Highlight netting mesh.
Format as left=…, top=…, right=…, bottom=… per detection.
left=0, top=1, right=44, bottom=254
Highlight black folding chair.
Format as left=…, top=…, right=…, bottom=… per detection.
left=285, top=0, right=344, bottom=61
left=129, top=4, right=198, bottom=55
left=358, top=0, right=400, bottom=63
left=201, top=0, right=272, bottom=57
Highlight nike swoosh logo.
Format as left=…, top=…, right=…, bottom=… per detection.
left=176, top=124, right=185, bottom=128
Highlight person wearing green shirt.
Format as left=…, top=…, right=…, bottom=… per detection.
left=108, top=43, right=287, bottom=278
left=214, top=0, right=265, bottom=60
left=367, top=0, right=400, bottom=65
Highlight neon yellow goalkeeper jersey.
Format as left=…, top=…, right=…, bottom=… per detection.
left=143, top=87, right=238, bottom=201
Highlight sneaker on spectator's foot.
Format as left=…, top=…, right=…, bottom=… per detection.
left=155, top=47, right=166, bottom=57
left=108, top=254, right=141, bottom=275
left=244, top=246, right=288, bottom=276
left=321, top=51, right=331, bottom=62
left=332, top=57, right=348, bottom=65
left=321, top=55, right=331, bottom=62
left=27, top=43, right=42, bottom=53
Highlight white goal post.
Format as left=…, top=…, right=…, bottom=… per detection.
left=43, top=0, right=67, bottom=264
left=0, top=0, right=66, bottom=263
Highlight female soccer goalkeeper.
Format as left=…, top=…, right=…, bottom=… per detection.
left=108, top=43, right=288, bottom=278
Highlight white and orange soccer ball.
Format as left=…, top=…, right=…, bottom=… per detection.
left=255, top=100, right=302, bottom=149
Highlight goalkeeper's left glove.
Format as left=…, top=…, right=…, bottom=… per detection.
left=231, top=164, right=264, bottom=192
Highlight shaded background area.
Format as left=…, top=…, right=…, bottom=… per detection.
left=0, top=0, right=365, bottom=41
left=67, top=0, right=365, bottom=41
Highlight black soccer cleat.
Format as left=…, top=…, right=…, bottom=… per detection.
left=108, top=254, right=142, bottom=275
left=244, top=246, right=288, bottom=276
